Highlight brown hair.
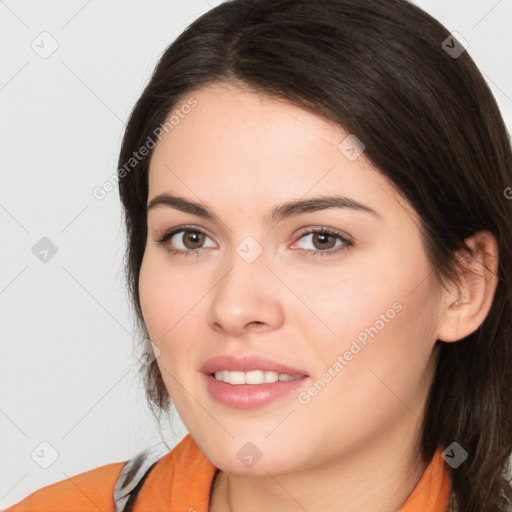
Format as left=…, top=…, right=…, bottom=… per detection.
left=117, top=1, right=512, bottom=510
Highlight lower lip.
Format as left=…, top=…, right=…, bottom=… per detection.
left=203, top=373, right=309, bottom=409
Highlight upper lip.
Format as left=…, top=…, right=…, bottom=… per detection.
left=201, top=354, right=308, bottom=377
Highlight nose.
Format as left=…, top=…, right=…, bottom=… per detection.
left=205, top=247, right=285, bottom=336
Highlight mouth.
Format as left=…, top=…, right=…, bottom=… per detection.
left=210, top=369, right=304, bottom=384
left=201, top=354, right=309, bottom=409
left=201, top=353, right=308, bottom=377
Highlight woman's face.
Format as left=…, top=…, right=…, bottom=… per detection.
left=139, top=83, right=443, bottom=475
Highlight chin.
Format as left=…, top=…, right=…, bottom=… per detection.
left=203, top=438, right=306, bottom=477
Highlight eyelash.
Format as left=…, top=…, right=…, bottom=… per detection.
left=155, top=225, right=353, bottom=258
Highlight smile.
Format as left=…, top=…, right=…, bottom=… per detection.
left=213, top=370, right=304, bottom=385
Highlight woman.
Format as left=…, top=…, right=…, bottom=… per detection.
left=7, top=0, right=512, bottom=511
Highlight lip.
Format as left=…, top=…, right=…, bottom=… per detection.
left=202, top=373, right=310, bottom=409
left=201, top=354, right=308, bottom=377
left=201, top=354, right=310, bottom=409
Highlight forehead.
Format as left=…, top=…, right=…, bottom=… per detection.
left=147, top=84, right=415, bottom=225
left=151, top=83, right=347, bottom=164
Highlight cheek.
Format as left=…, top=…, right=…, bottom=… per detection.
left=138, top=253, right=203, bottom=399
left=293, top=245, right=438, bottom=392
left=138, top=254, right=169, bottom=341
left=295, top=297, right=437, bottom=448
left=307, top=279, right=438, bottom=421
left=139, top=251, right=201, bottom=341
left=138, top=251, right=213, bottom=389
left=284, top=257, right=396, bottom=345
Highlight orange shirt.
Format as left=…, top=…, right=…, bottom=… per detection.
left=6, top=434, right=452, bottom=511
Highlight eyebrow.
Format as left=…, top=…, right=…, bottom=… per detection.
left=147, top=193, right=382, bottom=223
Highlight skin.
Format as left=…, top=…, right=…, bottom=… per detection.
left=138, top=83, right=499, bottom=512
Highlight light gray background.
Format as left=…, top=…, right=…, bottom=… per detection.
left=1, top=0, right=511, bottom=508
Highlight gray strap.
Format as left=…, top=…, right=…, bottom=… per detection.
left=113, top=442, right=169, bottom=512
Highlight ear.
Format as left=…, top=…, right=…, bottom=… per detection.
left=436, top=230, right=499, bottom=343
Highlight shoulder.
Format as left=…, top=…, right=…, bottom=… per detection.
left=132, top=434, right=219, bottom=510
left=4, top=460, right=126, bottom=512
left=4, top=435, right=217, bottom=512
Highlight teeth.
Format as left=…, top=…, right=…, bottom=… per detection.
left=213, top=370, right=303, bottom=385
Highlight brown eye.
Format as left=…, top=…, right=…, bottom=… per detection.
left=311, top=232, right=337, bottom=250
left=156, top=226, right=216, bottom=256
left=294, top=227, right=353, bottom=258
left=181, top=230, right=205, bottom=249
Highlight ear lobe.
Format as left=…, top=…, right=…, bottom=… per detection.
left=436, top=230, right=499, bottom=343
